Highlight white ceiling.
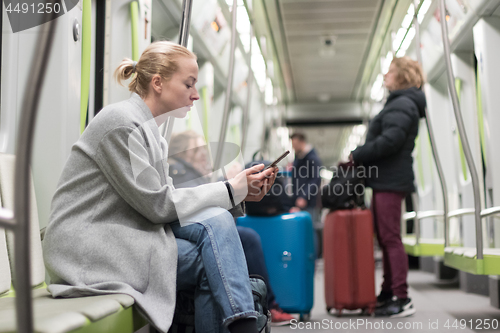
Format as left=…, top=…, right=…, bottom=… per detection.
left=272, top=0, right=383, bottom=103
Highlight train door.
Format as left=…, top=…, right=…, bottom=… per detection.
left=450, top=51, right=485, bottom=250
left=425, top=76, right=461, bottom=246
left=473, top=17, right=500, bottom=249
left=101, top=0, right=152, bottom=107
left=0, top=3, right=84, bottom=229
left=413, top=115, right=441, bottom=240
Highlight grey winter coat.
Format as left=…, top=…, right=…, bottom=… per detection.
left=42, top=93, right=236, bottom=332
left=351, top=87, right=426, bottom=193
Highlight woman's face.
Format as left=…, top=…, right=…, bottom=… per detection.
left=160, top=57, right=200, bottom=118
left=384, top=63, right=400, bottom=92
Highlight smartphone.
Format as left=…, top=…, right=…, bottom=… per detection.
left=264, top=150, right=290, bottom=170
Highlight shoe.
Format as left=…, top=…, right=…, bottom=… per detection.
left=374, top=296, right=415, bottom=318
left=270, top=308, right=295, bottom=326
left=376, top=290, right=393, bottom=307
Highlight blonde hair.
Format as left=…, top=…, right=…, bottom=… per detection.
left=114, top=41, right=197, bottom=98
left=391, top=57, right=425, bottom=90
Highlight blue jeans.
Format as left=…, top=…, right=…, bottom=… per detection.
left=171, top=209, right=258, bottom=333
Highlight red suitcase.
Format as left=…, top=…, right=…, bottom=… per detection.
left=323, top=208, right=376, bottom=316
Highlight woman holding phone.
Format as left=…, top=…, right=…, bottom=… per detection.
left=43, top=41, right=277, bottom=333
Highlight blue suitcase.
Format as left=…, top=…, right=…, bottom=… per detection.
left=237, top=211, right=315, bottom=319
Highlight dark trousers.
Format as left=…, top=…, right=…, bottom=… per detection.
left=372, top=191, right=409, bottom=299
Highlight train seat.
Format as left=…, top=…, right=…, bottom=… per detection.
left=444, top=246, right=500, bottom=275
left=402, top=236, right=445, bottom=256
left=0, top=153, right=147, bottom=333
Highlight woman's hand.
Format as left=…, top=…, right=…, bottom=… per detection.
left=228, top=164, right=278, bottom=203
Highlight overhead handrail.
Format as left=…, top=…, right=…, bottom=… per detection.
left=213, top=0, right=238, bottom=173
left=241, top=26, right=253, bottom=156
left=0, top=3, right=58, bottom=332
left=80, top=0, right=92, bottom=134
left=413, top=0, right=450, bottom=247
left=161, top=0, right=194, bottom=141
left=438, top=0, right=483, bottom=260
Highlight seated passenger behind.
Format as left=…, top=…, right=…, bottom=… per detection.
left=168, top=131, right=295, bottom=326
left=43, top=41, right=277, bottom=333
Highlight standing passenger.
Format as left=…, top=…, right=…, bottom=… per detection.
left=290, top=133, right=322, bottom=219
left=43, top=41, right=277, bottom=333
left=350, top=56, right=426, bottom=318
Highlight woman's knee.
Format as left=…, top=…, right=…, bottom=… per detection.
left=198, top=210, right=238, bottom=238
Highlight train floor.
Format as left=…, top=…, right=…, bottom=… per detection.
left=274, top=259, right=500, bottom=333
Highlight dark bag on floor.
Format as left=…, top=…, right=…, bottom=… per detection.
left=168, top=276, right=271, bottom=333
left=321, top=161, right=365, bottom=211
left=250, top=275, right=271, bottom=333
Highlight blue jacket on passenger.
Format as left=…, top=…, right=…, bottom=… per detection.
left=351, top=87, right=426, bottom=193
left=292, top=148, right=322, bottom=209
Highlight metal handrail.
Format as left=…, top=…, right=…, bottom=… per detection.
left=403, top=210, right=445, bottom=242
left=419, top=210, right=445, bottom=220
left=0, top=207, right=14, bottom=226
left=413, top=0, right=450, bottom=247
left=0, top=4, right=59, bottom=332
left=241, top=26, right=253, bottom=156
left=403, top=211, right=417, bottom=221
left=213, top=0, right=238, bottom=174
left=481, top=206, right=500, bottom=218
left=412, top=192, right=420, bottom=246
left=447, top=207, right=476, bottom=219
left=439, top=0, right=483, bottom=260
left=161, top=0, right=194, bottom=141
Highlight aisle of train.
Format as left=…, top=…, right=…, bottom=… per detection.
left=273, top=260, right=500, bottom=333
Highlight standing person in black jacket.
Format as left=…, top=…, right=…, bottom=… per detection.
left=350, top=57, right=426, bottom=318
left=290, top=133, right=322, bottom=217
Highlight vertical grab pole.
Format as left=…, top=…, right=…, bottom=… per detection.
left=413, top=0, right=450, bottom=247
left=161, top=0, right=194, bottom=140
left=14, top=2, right=58, bottom=332
left=438, top=0, right=482, bottom=258
left=241, top=27, right=254, bottom=156
left=213, top=0, right=238, bottom=173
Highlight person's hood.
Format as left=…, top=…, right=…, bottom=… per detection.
left=387, top=87, right=427, bottom=118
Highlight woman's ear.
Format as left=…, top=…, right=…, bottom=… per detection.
left=151, top=75, right=162, bottom=94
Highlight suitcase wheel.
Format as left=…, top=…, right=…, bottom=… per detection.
left=299, top=312, right=310, bottom=321
left=364, top=305, right=376, bottom=316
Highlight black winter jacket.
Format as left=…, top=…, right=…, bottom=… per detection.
left=351, top=87, right=426, bottom=193
left=292, top=148, right=322, bottom=209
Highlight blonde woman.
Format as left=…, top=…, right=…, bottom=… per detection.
left=350, top=57, right=426, bottom=318
left=43, top=41, right=277, bottom=333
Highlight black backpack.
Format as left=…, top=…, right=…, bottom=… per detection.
left=321, top=161, right=365, bottom=211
